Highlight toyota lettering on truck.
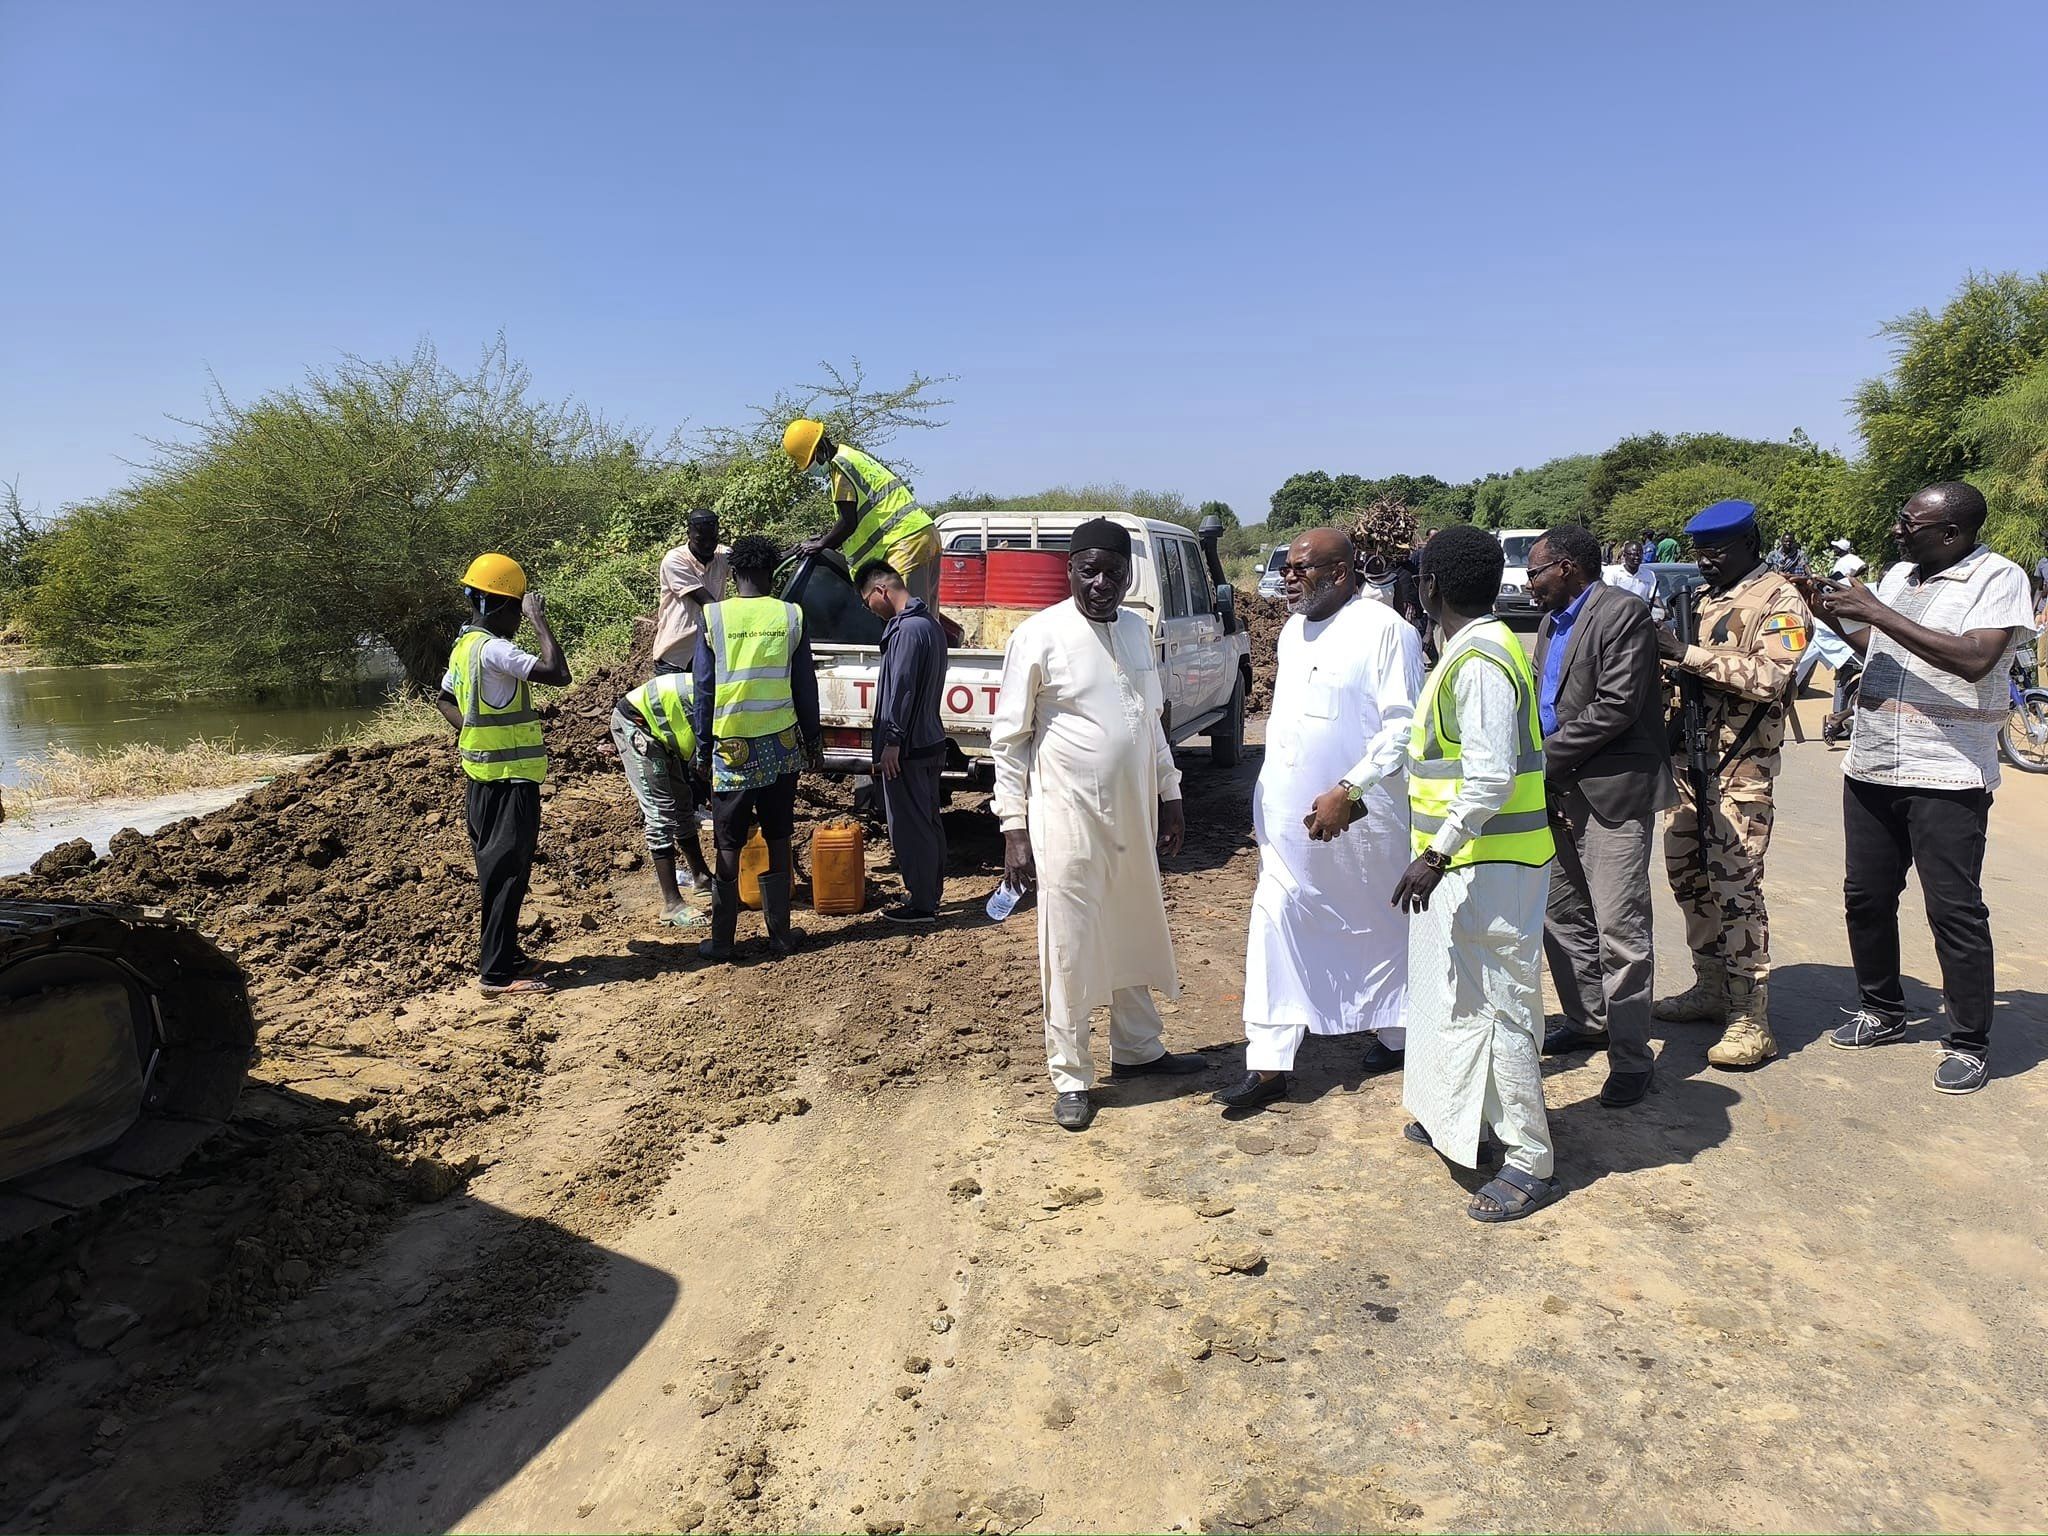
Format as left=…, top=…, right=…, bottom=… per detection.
left=787, top=511, right=1252, bottom=786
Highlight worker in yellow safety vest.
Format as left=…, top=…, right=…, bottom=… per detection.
left=689, top=534, right=823, bottom=961
left=781, top=418, right=941, bottom=614
left=611, top=670, right=713, bottom=928
left=1390, top=523, right=1563, bottom=1224
left=436, top=553, right=571, bottom=996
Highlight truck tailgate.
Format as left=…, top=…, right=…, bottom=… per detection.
left=813, top=644, right=1007, bottom=769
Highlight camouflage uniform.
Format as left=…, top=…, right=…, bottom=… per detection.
left=1658, top=565, right=1811, bottom=1062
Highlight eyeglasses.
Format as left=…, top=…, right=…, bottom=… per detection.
left=1525, top=557, right=1568, bottom=580
left=1280, top=558, right=1345, bottom=578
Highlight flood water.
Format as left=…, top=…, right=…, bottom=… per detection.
left=0, top=664, right=401, bottom=786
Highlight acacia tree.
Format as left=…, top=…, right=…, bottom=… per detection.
left=131, top=338, right=652, bottom=690
left=1854, top=270, right=2048, bottom=512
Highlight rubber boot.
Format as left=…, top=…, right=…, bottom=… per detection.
left=696, top=877, right=738, bottom=962
left=761, top=870, right=797, bottom=957
left=1708, top=974, right=1777, bottom=1069
left=1654, top=951, right=1728, bottom=1025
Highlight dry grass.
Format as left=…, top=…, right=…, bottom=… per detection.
left=1, top=737, right=307, bottom=816
left=328, top=690, right=446, bottom=749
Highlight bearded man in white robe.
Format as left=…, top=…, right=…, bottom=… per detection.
left=990, top=517, right=1211, bottom=1132
left=1215, top=528, right=1422, bottom=1114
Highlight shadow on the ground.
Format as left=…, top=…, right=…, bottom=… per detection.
left=1766, top=958, right=2048, bottom=1078
left=1, top=1083, right=676, bottom=1534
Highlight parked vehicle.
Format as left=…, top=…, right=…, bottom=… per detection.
left=1644, top=561, right=1704, bottom=626
left=786, top=511, right=1253, bottom=784
left=1255, top=544, right=1289, bottom=600
left=1491, top=529, right=1545, bottom=622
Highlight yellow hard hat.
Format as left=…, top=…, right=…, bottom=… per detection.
left=781, top=418, right=826, bottom=471
left=460, top=553, right=527, bottom=598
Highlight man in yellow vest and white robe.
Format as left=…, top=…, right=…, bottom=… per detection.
left=437, top=554, right=571, bottom=997
left=782, top=419, right=942, bottom=615
left=1390, top=524, right=1562, bottom=1222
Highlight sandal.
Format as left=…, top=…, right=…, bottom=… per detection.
left=658, top=907, right=709, bottom=929
left=479, top=976, right=554, bottom=997
left=1468, top=1165, right=1562, bottom=1223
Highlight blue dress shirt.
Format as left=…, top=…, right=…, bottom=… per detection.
left=1539, top=583, right=1594, bottom=738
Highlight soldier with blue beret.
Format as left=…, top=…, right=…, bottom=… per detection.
left=1651, top=500, right=1813, bottom=1068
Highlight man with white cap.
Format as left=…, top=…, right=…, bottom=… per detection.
left=990, top=517, right=1209, bottom=1131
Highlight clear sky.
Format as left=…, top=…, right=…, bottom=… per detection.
left=5, top=1, right=2047, bottom=524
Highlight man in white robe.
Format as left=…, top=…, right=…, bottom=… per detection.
left=1216, top=528, right=1422, bottom=1113
left=990, top=517, right=1211, bottom=1132
left=1392, top=524, right=1563, bottom=1222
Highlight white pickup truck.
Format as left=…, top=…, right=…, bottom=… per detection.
left=785, top=511, right=1253, bottom=783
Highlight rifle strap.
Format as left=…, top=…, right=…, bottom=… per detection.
left=1715, top=702, right=1772, bottom=775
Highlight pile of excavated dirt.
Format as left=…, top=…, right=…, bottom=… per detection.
left=1242, top=595, right=1285, bottom=714
left=0, top=631, right=671, bottom=1002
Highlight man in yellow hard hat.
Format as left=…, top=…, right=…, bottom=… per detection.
left=781, top=419, right=942, bottom=613
left=437, top=554, right=572, bottom=996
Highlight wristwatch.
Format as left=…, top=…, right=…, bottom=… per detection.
left=1421, top=847, right=1451, bottom=873
left=1340, top=778, right=1365, bottom=804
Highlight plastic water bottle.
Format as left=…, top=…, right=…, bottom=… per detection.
left=985, top=882, right=1022, bottom=922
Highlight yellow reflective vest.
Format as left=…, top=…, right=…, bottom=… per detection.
left=449, top=627, right=546, bottom=784
left=830, top=445, right=935, bottom=572
left=704, top=596, right=803, bottom=740
left=623, top=673, right=697, bottom=760
left=1407, top=618, right=1553, bottom=868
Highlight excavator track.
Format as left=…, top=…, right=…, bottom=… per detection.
left=0, top=901, right=254, bottom=1240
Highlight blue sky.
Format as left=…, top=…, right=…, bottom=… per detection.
left=5, top=1, right=2047, bottom=524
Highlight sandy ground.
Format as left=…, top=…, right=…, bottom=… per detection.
left=5, top=692, right=2045, bottom=1534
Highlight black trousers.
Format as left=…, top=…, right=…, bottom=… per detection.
left=1842, top=776, right=1995, bottom=1055
left=881, top=757, right=947, bottom=912
left=466, top=778, right=540, bottom=985
left=711, top=772, right=800, bottom=852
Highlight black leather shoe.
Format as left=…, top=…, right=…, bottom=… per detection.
left=1212, top=1070, right=1289, bottom=1110
left=1110, top=1049, right=1210, bottom=1078
left=1598, top=1067, right=1653, bottom=1107
left=1358, top=1037, right=1405, bottom=1076
left=1054, top=1091, right=1095, bottom=1131
left=1542, top=1021, right=1610, bottom=1055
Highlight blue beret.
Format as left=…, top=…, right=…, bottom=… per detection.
left=1685, top=499, right=1757, bottom=539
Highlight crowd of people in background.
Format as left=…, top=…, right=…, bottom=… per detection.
left=429, top=440, right=2038, bottom=1218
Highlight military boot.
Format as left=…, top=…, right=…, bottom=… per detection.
left=760, top=870, right=798, bottom=957
left=696, top=877, right=739, bottom=962
left=1708, top=974, right=1777, bottom=1069
left=1654, top=951, right=1728, bottom=1025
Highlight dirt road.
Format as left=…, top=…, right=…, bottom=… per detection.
left=3, top=677, right=2044, bottom=1533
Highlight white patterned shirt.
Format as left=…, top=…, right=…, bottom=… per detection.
left=1845, top=545, right=2035, bottom=791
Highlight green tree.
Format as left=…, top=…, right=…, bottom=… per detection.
left=1854, top=270, right=2048, bottom=512
left=1603, top=463, right=1767, bottom=545
left=1961, top=354, right=2048, bottom=569
left=124, top=338, right=650, bottom=690
left=1196, top=499, right=1237, bottom=529
left=19, top=493, right=156, bottom=663
left=0, top=481, right=49, bottom=631
left=1471, top=454, right=1599, bottom=530
left=933, top=483, right=1199, bottom=526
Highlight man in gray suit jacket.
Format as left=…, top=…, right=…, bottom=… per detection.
left=1527, top=524, right=1676, bottom=1106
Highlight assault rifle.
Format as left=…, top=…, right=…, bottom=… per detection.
left=1669, top=585, right=1714, bottom=878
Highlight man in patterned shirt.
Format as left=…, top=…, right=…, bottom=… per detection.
left=1809, top=482, right=2036, bottom=1095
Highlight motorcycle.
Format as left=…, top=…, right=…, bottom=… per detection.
left=1998, top=644, right=2048, bottom=773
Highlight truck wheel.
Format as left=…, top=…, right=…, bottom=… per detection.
left=1211, top=673, right=1245, bottom=767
